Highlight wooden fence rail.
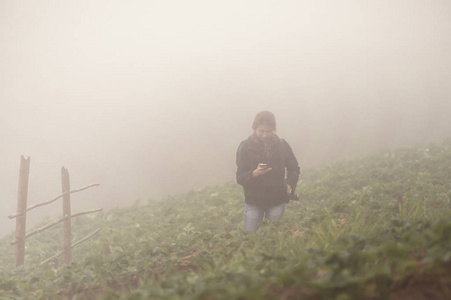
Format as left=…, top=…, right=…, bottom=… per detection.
left=39, top=228, right=101, bottom=266
left=8, top=183, right=100, bottom=219
left=10, top=208, right=103, bottom=246
left=8, top=156, right=102, bottom=267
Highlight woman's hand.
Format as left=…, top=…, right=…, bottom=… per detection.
left=286, top=184, right=292, bottom=194
left=252, top=163, right=272, bottom=177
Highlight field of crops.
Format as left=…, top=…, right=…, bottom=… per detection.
left=1, top=140, right=451, bottom=299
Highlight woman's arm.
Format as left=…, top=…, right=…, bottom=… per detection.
left=236, top=141, right=255, bottom=187
left=283, top=140, right=300, bottom=192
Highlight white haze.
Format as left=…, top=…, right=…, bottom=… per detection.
left=1, top=0, right=451, bottom=238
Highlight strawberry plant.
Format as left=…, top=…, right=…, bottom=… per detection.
left=1, top=140, right=451, bottom=299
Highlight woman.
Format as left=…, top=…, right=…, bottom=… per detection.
left=236, top=111, right=300, bottom=233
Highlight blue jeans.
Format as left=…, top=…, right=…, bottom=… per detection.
left=243, top=202, right=286, bottom=233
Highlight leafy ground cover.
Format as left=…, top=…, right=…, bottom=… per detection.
left=1, top=139, right=451, bottom=299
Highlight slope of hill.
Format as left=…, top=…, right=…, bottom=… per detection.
left=1, top=140, right=451, bottom=299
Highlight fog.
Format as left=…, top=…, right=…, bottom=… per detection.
left=1, top=0, right=451, bottom=238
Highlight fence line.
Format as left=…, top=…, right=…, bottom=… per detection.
left=8, top=156, right=102, bottom=267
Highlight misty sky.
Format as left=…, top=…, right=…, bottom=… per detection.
left=1, top=0, right=451, bottom=238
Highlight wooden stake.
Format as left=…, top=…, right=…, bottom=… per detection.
left=15, top=155, right=31, bottom=267
left=61, top=167, right=72, bottom=264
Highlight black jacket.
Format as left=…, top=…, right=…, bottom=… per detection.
left=236, top=136, right=300, bottom=208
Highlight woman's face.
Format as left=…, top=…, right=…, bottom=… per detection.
left=255, top=125, right=275, bottom=142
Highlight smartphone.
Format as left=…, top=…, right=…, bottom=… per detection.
left=259, top=163, right=268, bottom=169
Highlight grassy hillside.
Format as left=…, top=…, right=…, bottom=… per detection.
left=1, top=140, right=451, bottom=299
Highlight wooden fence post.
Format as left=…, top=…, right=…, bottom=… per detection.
left=61, top=167, right=72, bottom=264
left=15, top=155, right=31, bottom=267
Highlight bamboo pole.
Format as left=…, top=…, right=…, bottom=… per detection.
left=39, top=229, right=101, bottom=266
left=15, top=155, right=31, bottom=267
left=8, top=183, right=100, bottom=219
left=61, top=167, right=72, bottom=264
left=10, top=208, right=103, bottom=245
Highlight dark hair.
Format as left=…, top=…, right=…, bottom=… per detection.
left=252, top=111, right=276, bottom=131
